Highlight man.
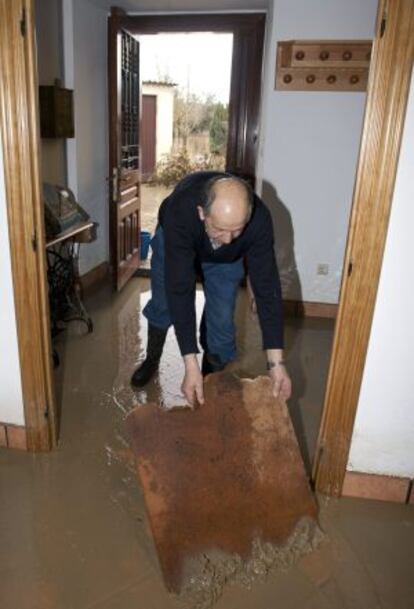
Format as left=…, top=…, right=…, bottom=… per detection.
left=131, top=171, right=291, bottom=406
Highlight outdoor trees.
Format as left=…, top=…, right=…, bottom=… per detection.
left=153, top=90, right=228, bottom=186
left=209, top=102, right=227, bottom=155
left=173, top=92, right=207, bottom=148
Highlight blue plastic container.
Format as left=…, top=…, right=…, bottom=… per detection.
left=140, top=231, right=152, bottom=260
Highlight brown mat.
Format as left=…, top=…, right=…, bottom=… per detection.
left=127, top=373, right=319, bottom=601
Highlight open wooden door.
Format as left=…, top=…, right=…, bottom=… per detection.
left=108, top=8, right=141, bottom=291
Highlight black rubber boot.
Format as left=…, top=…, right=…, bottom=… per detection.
left=131, top=324, right=168, bottom=387
left=201, top=353, right=227, bottom=377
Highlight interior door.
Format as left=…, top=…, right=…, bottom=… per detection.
left=108, top=10, right=141, bottom=291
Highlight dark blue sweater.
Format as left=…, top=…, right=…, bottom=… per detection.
left=158, top=172, right=283, bottom=356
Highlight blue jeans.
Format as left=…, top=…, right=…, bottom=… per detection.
left=143, top=226, right=244, bottom=363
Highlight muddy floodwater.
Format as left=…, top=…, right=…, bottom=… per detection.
left=1, top=278, right=412, bottom=609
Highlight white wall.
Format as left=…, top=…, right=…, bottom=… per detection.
left=142, top=83, right=175, bottom=161
left=0, top=135, right=25, bottom=426
left=66, top=0, right=378, bottom=288
left=347, top=73, right=414, bottom=479
left=257, top=0, right=378, bottom=303
left=35, top=0, right=67, bottom=185
left=72, top=0, right=109, bottom=274
left=155, top=87, right=175, bottom=161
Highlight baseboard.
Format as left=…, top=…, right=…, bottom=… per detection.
left=80, top=261, right=110, bottom=291
left=283, top=300, right=338, bottom=319
left=342, top=470, right=412, bottom=504
left=0, top=423, right=27, bottom=450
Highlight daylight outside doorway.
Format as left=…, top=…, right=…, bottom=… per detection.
left=138, top=32, right=233, bottom=252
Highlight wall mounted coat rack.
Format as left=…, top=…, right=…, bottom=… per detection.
left=275, top=40, right=372, bottom=92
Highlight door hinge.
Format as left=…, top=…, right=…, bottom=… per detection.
left=380, top=15, right=387, bottom=38
left=347, top=259, right=353, bottom=277
left=20, top=7, right=27, bottom=37
left=31, top=230, right=37, bottom=252
left=379, top=5, right=387, bottom=38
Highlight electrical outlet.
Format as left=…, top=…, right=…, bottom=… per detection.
left=317, top=264, right=329, bottom=276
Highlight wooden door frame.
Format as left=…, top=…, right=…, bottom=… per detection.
left=1, top=0, right=413, bottom=493
left=116, top=12, right=266, bottom=184
left=313, top=0, right=414, bottom=495
left=0, top=0, right=57, bottom=450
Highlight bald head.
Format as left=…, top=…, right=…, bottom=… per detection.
left=198, top=176, right=253, bottom=246
left=209, top=178, right=251, bottom=225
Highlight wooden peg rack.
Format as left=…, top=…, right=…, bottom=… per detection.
left=275, top=40, right=372, bottom=92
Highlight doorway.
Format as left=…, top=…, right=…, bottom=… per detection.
left=108, top=11, right=265, bottom=288
left=138, top=31, right=234, bottom=252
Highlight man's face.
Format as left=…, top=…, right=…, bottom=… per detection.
left=197, top=181, right=250, bottom=247
left=199, top=210, right=247, bottom=246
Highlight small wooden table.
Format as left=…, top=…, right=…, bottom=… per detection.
left=46, top=220, right=95, bottom=248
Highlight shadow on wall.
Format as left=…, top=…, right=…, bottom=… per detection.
left=261, top=180, right=301, bottom=302
left=261, top=180, right=311, bottom=473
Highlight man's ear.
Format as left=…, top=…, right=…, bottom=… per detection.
left=197, top=205, right=205, bottom=221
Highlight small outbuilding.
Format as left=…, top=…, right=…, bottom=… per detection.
left=141, top=81, right=176, bottom=180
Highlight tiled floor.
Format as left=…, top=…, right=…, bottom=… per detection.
left=0, top=278, right=413, bottom=609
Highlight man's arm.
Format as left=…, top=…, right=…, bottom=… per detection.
left=163, top=216, right=198, bottom=355
left=245, top=215, right=284, bottom=351
left=162, top=213, right=205, bottom=405
left=245, top=206, right=292, bottom=401
left=247, top=272, right=291, bottom=400
left=182, top=354, right=204, bottom=406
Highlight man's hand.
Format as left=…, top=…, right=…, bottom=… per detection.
left=182, top=354, right=204, bottom=407
left=268, top=364, right=292, bottom=401
left=266, top=349, right=292, bottom=401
